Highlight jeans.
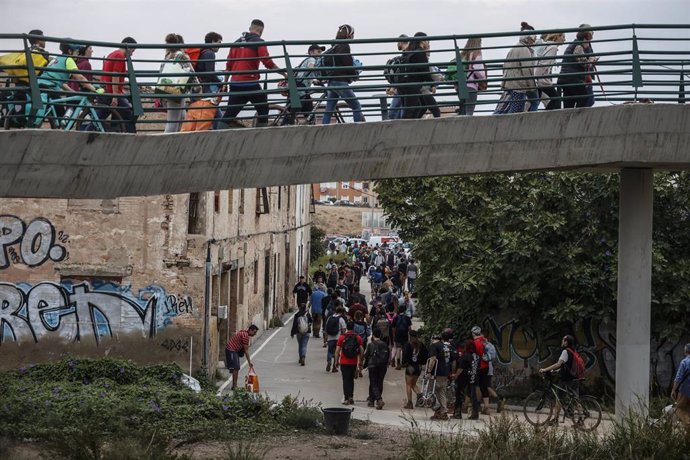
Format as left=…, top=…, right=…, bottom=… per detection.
left=525, top=89, right=540, bottom=112
left=296, top=333, right=310, bottom=359
left=223, top=83, right=269, bottom=126
left=341, top=364, right=357, bottom=399
left=458, top=88, right=478, bottom=116
left=407, top=278, right=416, bottom=292
left=327, top=339, right=338, bottom=363
left=96, top=96, right=137, bottom=133
left=388, top=95, right=402, bottom=120
left=368, top=365, right=387, bottom=402
left=322, top=80, right=363, bottom=124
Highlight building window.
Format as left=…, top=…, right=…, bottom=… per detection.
left=278, top=187, right=282, bottom=210
left=253, top=260, right=259, bottom=294
left=341, top=182, right=350, bottom=189
left=188, top=192, right=203, bottom=234
left=353, top=182, right=363, bottom=190
left=239, top=189, right=245, bottom=214
left=214, top=191, right=220, bottom=214
left=286, top=186, right=291, bottom=210
left=256, top=187, right=269, bottom=214
left=228, top=190, right=234, bottom=214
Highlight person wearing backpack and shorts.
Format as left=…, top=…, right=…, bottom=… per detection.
left=391, top=304, right=412, bottom=370
left=325, top=305, right=347, bottom=372
left=363, top=328, right=390, bottom=409
left=539, top=334, right=584, bottom=424
left=402, top=330, right=428, bottom=409
left=335, top=321, right=364, bottom=405
left=290, top=303, right=313, bottom=366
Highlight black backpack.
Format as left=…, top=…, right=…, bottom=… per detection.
left=342, top=334, right=360, bottom=359
left=317, top=47, right=337, bottom=77
left=370, top=340, right=391, bottom=366
left=384, top=53, right=411, bottom=84
left=326, top=315, right=340, bottom=336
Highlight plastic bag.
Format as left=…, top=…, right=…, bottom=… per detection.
left=156, top=60, right=191, bottom=95
left=245, top=368, right=260, bottom=393
left=180, top=373, right=201, bottom=393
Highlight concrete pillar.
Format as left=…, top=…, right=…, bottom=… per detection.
left=615, top=168, right=653, bottom=416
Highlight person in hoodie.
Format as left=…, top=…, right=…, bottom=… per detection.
left=222, top=19, right=284, bottom=127
left=534, top=32, right=566, bottom=110
left=494, top=22, right=537, bottom=114
left=321, top=24, right=364, bottom=125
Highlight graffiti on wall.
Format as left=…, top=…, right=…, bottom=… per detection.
left=0, top=281, right=193, bottom=346
left=0, top=215, right=69, bottom=269
left=481, top=315, right=685, bottom=391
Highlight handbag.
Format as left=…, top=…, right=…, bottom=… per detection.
left=156, top=59, right=191, bottom=95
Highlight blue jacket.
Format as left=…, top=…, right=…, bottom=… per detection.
left=310, top=289, right=327, bottom=315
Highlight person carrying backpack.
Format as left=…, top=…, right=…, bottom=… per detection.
left=181, top=31, right=223, bottom=132
left=363, top=328, right=390, bottom=409
left=402, top=330, right=428, bottom=409
left=539, top=334, right=586, bottom=425
left=290, top=303, right=313, bottom=366
left=352, top=310, right=370, bottom=348
left=398, top=32, right=434, bottom=119
left=334, top=321, right=364, bottom=405
left=391, top=305, right=412, bottom=369
left=325, top=305, right=347, bottom=372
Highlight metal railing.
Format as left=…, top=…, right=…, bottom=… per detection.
left=0, top=24, right=688, bottom=133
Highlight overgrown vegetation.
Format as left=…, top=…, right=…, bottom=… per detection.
left=310, top=225, right=326, bottom=262
left=0, top=358, right=322, bottom=459
left=406, top=412, right=690, bottom=460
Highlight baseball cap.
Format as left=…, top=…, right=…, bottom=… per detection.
left=398, top=34, right=409, bottom=39
left=471, top=326, right=482, bottom=336
left=308, top=43, right=326, bottom=52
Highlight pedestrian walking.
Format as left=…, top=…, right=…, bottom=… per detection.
left=534, top=32, right=566, bottom=110
left=427, top=330, right=456, bottom=420
left=364, top=328, right=390, bottom=409
left=325, top=305, right=347, bottom=372
left=558, top=24, right=597, bottom=109
left=310, top=284, right=327, bottom=338
left=494, top=22, right=537, bottom=114
left=671, top=343, right=690, bottom=426
left=334, top=321, right=364, bottom=405
left=290, top=303, right=312, bottom=366
left=402, top=330, right=428, bottom=409
left=293, top=275, right=312, bottom=309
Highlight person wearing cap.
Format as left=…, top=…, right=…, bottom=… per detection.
left=38, top=41, right=101, bottom=93
left=557, top=24, right=598, bottom=109
left=494, top=21, right=537, bottom=114
left=387, top=34, right=409, bottom=120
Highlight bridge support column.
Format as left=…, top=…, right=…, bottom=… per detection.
left=615, top=168, right=653, bottom=417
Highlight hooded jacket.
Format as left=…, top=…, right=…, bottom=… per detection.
left=225, top=32, right=279, bottom=83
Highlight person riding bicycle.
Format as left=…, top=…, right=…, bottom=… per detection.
left=38, top=42, right=101, bottom=94
left=539, top=334, right=580, bottom=423
left=281, top=43, right=325, bottom=125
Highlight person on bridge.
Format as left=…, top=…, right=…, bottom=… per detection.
left=98, top=37, right=139, bottom=133
left=493, top=22, right=537, bottom=114
left=334, top=321, right=364, bottom=405
left=290, top=303, right=313, bottom=366
left=159, top=34, right=199, bottom=133
left=320, top=24, right=364, bottom=125
left=182, top=31, right=224, bottom=132
left=222, top=19, right=284, bottom=128
left=387, top=34, right=409, bottom=120
left=671, top=343, right=690, bottom=427
left=225, top=324, right=259, bottom=390
left=398, top=32, right=433, bottom=119
left=557, top=24, right=598, bottom=109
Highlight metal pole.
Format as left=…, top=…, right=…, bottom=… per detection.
left=189, top=336, right=193, bottom=376
left=615, top=168, right=653, bottom=417
left=202, top=240, right=213, bottom=377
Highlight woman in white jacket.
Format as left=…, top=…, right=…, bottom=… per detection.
left=534, top=33, right=566, bottom=110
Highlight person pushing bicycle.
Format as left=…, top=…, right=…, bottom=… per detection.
left=539, top=334, right=581, bottom=423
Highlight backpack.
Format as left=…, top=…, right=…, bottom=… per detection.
left=326, top=315, right=340, bottom=336
left=316, top=47, right=337, bottom=77
left=353, top=321, right=368, bottom=342
left=342, top=334, right=360, bottom=359
left=395, top=315, right=411, bottom=335
left=0, top=51, right=48, bottom=82
left=567, top=348, right=586, bottom=379
left=482, top=340, right=497, bottom=363
left=185, top=48, right=202, bottom=70
left=297, top=315, right=309, bottom=334
left=384, top=54, right=411, bottom=84
left=370, top=340, right=391, bottom=367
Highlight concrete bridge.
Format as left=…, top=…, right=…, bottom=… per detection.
left=2, top=103, right=690, bottom=417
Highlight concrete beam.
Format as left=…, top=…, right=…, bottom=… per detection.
left=615, top=168, right=654, bottom=416
left=1, top=104, right=689, bottom=199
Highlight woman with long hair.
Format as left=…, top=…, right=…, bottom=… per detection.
left=401, top=330, right=429, bottom=409
left=399, top=32, right=433, bottom=119
left=534, top=32, right=566, bottom=110
left=458, top=37, right=486, bottom=115
left=558, top=24, right=597, bottom=108
left=321, top=24, right=364, bottom=124
left=160, top=33, right=197, bottom=133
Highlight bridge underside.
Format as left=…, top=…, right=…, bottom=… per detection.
left=1, top=104, right=689, bottom=200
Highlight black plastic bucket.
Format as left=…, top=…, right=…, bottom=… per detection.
left=322, top=407, right=354, bottom=435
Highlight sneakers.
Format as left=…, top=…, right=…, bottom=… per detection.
left=375, top=399, right=385, bottom=410
left=348, top=398, right=355, bottom=405
left=299, top=357, right=305, bottom=366
left=367, top=400, right=375, bottom=408
left=326, top=361, right=331, bottom=372
left=332, top=365, right=339, bottom=373
left=342, top=398, right=351, bottom=405
left=403, top=401, right=414, bottom=409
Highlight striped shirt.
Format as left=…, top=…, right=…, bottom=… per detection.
left=226, top=330, right=250, bottom=352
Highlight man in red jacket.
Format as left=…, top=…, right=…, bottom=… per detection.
left=222, top=19, right=283, bottom=127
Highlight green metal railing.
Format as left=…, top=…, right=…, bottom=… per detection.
left=0, top=24, right=687, bottom=133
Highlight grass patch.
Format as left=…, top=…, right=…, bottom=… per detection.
left=0, top=358, right=323, bottom=457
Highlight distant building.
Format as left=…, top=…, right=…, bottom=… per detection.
left=312, top=181, right=378, bottom=207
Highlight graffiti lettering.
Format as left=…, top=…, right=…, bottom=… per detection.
left=164, top=295, right=193, bottom=315
left=161, top=338, right=189, bottom=352
left=0, top=281, right=191, bottom=346
left=0, top=216, right=67, bottom=269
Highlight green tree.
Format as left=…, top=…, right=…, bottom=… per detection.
left=310, top=225, right=326, bottom=262
left=375, top=173, right=690, bottom=342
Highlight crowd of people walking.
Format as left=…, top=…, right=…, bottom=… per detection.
left=2, top=21, right=601, bottom=132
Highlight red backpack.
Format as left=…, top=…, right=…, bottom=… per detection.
left=185, top=48, right=202, bottom=70
left=567, top=348, right=586, bottom=379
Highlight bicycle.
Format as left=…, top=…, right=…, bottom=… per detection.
left=269, top=86, right=347, bottom=127
left=2, top=86, right=124, bottom=132
left=522, top=371, right=602, bottom=431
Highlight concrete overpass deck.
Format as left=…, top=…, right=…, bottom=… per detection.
left=1, top=104, right=689, bottom=200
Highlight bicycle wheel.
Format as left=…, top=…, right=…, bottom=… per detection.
left=523, top=391, right=554, bottom=426
left=571, top=396, right=602, bottom=431
left=75, top=104, right=125, bottom=133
